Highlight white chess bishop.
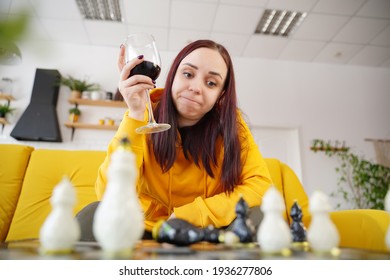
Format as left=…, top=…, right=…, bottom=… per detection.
left=307, top=190, right=340, bottom=252
left=39, top=176, right=80, bottom=254
left=257, top=186, right=292, bottom=253
left=93, top=137, right=144, bottom=258
left=384, top=189, right=390, bottom=250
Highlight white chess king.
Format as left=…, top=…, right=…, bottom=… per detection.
left=93, top=137, right=144, bottom=258
left=307, top=190, right=340, bottom=252
left=257, top=186, right=292, bottom=253
left=39, top=176, right=80, bottom=254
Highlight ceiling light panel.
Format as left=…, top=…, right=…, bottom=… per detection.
left=76, top=0, right=123, bottom=22
left=255, top=9, right=307, bottom=37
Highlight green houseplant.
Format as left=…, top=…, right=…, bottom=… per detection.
left=60, top=75, right=99, bottom=99
left=0, top=103, right=15, bottom=118
left=311, top=139, right=390, bottom=210
left=68, top=106, right=81, bottom=122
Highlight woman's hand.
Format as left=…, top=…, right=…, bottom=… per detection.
left=117, top=45, right=155, bottom=121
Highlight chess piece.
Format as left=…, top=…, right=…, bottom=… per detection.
left=257, top=186, right=292, bottom=253
left=384, top=189, right=390, bottom=250
left=307, top=190, right=339, bottom=253
left=219, top=231, right=240, bottom=246
left=93, top=137, right=144, bottom=258
left=39, top=176, right=80, bottom=254
left=290, top=201, right=307, bottom=242
left=229, top=196, right=254, bottom=243
left=203, top=225, right=223, bottom=243
left=153, top=218, right=223, bottom=246
left=152, top=197, right=256, bottom=246
left=153, top=218, right=205, bottom=246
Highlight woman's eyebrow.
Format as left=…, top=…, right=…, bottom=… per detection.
left=183, top=62, right=198, bottom=69
left=209, top=71, right=223, bottom=80
left=182, top=62, right=223, bottom=80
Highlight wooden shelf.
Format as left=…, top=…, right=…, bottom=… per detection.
left=65, top=122, right=119, bottom=131
left=0, top=117, right=9, bottom=134
left=0, top=118, right=9, bottom=125
left=68, top=98, right=127, bottom=108
left=65, top=98, right=125, bottom=140
left=310, top=147, right=349, bottom=152
left=365, top=138, right=390, bottom=143
left=0, top=93, right=15, bottom=101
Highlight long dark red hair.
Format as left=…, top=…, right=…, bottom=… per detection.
left=151, top=40, right=244, bottom=193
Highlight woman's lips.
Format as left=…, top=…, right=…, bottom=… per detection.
left=180, top=96, right=200, bottom=105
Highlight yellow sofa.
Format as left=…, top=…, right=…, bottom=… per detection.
left=0, top=144, right=389, bottom=253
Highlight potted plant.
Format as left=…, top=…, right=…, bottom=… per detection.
left=311, top=139, right=390, bottom=210
left=68, top=106, right=81, bottom=122
left=60, top=75, right=99, bottom=99
left=0, top=103, right=15, bottom=118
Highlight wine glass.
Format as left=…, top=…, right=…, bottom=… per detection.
left=125, top=33, right=171, bottom=134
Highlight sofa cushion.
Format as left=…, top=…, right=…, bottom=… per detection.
left=264, top=158, right=310, bottom=226
left=0, top=144, right=34, bottom=241
left=6, top=149, right=106, bottom=241
left=330, top=209, right=390, bottom=252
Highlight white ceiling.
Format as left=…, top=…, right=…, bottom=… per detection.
left=2, top=0, right=390, bottom=68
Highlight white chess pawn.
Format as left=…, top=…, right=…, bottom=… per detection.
left=39, top=176, right=80, bottom=254
left=307, top=190, right=339, bottom=252
left=384, top=189, right=390, bottom=250
left=93, top=137, right=144, bottom=258
left=257, top=186, right=292, bottom=253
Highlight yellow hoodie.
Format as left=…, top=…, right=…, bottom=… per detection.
left=95, top=89, right=273, bottom=232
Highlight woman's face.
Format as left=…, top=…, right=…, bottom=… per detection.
left=171, top=47, right=228, bottom=127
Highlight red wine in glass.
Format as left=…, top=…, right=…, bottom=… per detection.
left=129, top=61, right=161, bottom=81
left=125, top=33, right=171, bottom=134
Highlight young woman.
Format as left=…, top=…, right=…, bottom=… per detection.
left=95, top=39, right=272, bottom=237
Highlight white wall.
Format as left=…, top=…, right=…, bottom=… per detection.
left=233, top=57, right=390, bottom=208
left=1, top=41, right=389, bottom=209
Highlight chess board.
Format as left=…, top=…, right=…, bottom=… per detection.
left=1, top=239, right=389, bottom=260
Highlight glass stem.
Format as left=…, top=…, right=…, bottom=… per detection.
left=145, top=89, right=156, bottom=124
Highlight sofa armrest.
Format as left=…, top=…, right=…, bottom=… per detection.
left=330, top=209, right=390, bottom=252
left=0, top=144, right=34, bottom=242
left=5, top=149, right=105, bottom=242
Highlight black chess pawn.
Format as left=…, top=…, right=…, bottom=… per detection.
left=228, top=196, right=254, bottom=243
left=203, top=225, right=223, bottom=243
left=152, top=218, right=224, bottom=246
left=290, top=201, right=307, bottom=243
left=153, top=218, right=205, bottom=246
